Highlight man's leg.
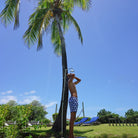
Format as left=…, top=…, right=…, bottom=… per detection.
left=69, top=112, right=76, bottom=138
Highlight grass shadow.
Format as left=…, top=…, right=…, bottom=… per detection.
left=30, top=128, right=66, bottom=138
left=74, top=129, right=94, bottom=137
left=31, top=129, right=47, bottom=134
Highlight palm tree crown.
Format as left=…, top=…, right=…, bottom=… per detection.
left=23, top=0, right=88, bottom=55
left=1, top=0, right=91, bottom=54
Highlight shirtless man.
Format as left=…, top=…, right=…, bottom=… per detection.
left=67, top=73, right=81, bottom=138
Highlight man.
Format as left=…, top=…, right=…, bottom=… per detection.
left=67, top=73, right=81, bottom=138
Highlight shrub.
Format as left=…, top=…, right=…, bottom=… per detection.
left=52, top=113, right=58, bottom=122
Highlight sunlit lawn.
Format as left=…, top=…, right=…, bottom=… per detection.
left=30, top=124, right=138, bottom=137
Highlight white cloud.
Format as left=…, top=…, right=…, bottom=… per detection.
left=0, top=90, right=39, bottom=105
left=30, top=90, right=36, bottom=94
left=45, top=101, right=57, bottom=108
left=18, top=96, right=40, bottom=104
left=24, top=92, right=29, bottom=95
left=0, top=96, right=17, bottom=104
left=7, top=90, right=13, bottom=94
left=1, top=90, right=13, bottom=95
left=24, top=90, right=36, bottom=95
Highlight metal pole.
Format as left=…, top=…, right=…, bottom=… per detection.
left=82, top=102, right=85, bottom=117
left=55, top=104, right=57, bottom=114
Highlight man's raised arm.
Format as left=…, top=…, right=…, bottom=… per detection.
left=74, top=76, right=81, bottom=85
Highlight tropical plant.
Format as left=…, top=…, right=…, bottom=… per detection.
left=0, top=104, right=32, bottom=137
left=0, top=105, right=9, bottom=133
left=0, top=0, right=91, bottom=134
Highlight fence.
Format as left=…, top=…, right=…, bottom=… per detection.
left=108, top=118, right=138, bottom=126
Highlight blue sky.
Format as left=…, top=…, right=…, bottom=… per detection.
left=0, top=0, right=138, bottom=121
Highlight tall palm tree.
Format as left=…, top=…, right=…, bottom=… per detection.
left=0, top=0, right=91, bottom=134
left=23, top=0, right=85, bottom=133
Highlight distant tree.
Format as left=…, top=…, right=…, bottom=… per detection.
left=29, top=100, right=47, bottom=121
left=42, top=118, right=51, bottom=125
left=134, top=111, right=138, bottom=122
left=97, top=109, right=119, bottom=123
left=6, top=101, right=18, bottom=120
left=0, top=101, right=48, bottom=122
left=125, top=109, right=135, bottom=117
left=6, top=100, right=17, bottom=106
left=125, top=109, right=138, bottom=123
left=111, top=113, right=119, bottom=118
left=30, top=100, right=41, bottom=107
left=97, top=109, right=111, bottom=123
left=97, top=109, right=111, bottom=117
left=120, top=116, right=126, bottom=123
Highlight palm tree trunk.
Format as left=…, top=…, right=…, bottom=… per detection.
left=52, top=15, right=68, bottom=136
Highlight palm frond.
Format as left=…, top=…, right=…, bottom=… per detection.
left=37, top=0, right=53, bottom=9
left=0, top=0, right=17, bottom=26
left=64, top=0, right=91, bottom=10
left=62, top=0, right=74, bottom=11
left=23, top=8, right=51, bottom=49
left=64, top=12, right=83, bottom=44
left=37, top=10, right=52, bottom=50
left=54, top=40, right=62, bottom=56
left=51, top=20, right=62, bottom=56
left=61, top=12, right=69, bottom=32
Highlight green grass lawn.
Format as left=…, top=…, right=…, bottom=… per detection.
left=30, top=124, right=138, bottom=138
left=72, top=124, right=138, bottom=137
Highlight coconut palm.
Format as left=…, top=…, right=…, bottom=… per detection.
left=0, top=0, right=91, bottom=134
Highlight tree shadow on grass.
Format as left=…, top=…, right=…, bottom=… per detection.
left=74, top=129, right=94, bottom=137
left=31, top=129, right=47, bottom=133
left=30, top=129, right=63, bottom=137
left=30, top=128, right=94, bottom=138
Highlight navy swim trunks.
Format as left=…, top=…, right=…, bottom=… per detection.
left=69, top=97, right=78, bottom=113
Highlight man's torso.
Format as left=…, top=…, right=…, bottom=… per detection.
left=68, top=82, right=77, bottom=97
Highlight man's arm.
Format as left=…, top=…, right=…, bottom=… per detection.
left=74, top=76, right=81, bottom=85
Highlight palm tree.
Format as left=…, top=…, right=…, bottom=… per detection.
left=23, top=0, right=85, bottom=133
left=0, top=0, right=91, bottom=134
